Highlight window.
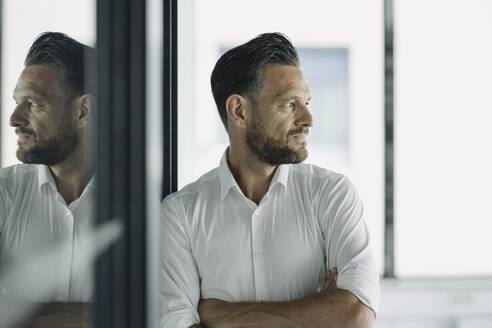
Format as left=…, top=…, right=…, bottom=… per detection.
left=394, top=0, right=492, bottom=277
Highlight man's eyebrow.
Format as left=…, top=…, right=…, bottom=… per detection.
left=12, top=94, right=45, bottom=102
left=276, top=94, right=312, bottom=102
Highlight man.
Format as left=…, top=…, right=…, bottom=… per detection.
left=160, top=33, right=380, bottom=328
left=0, top=32, right=95, bottom=324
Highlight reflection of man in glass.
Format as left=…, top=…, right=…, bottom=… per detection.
left=161, top=33, right=380, bottom=327
left=0, top=32, right=95, bottom=323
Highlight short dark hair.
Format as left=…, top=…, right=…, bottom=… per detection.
left=25, top=32, right=95, bottom=100
left=211, top=33, right=299, bottom=130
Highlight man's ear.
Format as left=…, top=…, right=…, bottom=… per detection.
left=225, top=94, right=249, bottom=129
left=75, top=94, right=94, bottom=127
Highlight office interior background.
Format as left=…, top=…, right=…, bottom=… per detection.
left=1, top=0, right=491, bottom=327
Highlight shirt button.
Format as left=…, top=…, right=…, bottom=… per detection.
left=65, top=210, right=71, bottom=216
left=254, top=251, right=262, bottom=257
left=254, top=210, right=260, bottom=216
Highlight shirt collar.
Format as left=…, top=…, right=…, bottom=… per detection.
left=37, top=165, right=57, bottom=190
left=218, top=148, right=290, bottom=200
left=219, top=150, right=239, bottom=200
left=37, top=164, right=96, bottom=193
left=271, top=162, right=289, bottom=189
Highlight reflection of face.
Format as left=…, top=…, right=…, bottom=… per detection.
left=10, top=65, right=78, bottom=165
left=246, top=65, right=313, bottom=165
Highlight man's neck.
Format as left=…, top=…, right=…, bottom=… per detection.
left=49, top=149, right=94, bottom=205
left=227, top=146, right=277, bottom=205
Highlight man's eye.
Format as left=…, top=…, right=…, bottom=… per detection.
left=26, top=101, right=40, bottom=110
left=287, top=102, right=296, bottom=108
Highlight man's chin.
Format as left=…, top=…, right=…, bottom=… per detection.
left=16, top=147, right=52, bottom=165
left=292, top=149, right=308, bottom=164
left=286, top=144, right=308, bottom=163
left=271, top=147, right=308, bottom=165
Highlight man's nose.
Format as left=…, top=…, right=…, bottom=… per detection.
left=10, top=104, right=28, bottom=127
left=295, top=104, right=313, bottom=128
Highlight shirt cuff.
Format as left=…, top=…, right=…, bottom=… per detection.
left=160, top=308, right=200, bottom=328
left=336, top=270, right=381, bottom=316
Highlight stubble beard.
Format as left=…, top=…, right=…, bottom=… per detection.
left=16, top=121, right=78, bottom=166
left=246, top=115, right=308, bottom=166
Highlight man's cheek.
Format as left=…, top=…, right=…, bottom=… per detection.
left=267, top=123, right=287, bottom=137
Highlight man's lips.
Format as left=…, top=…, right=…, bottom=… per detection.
left=291, top=133, right=307, bottom=142
left=16, top=133, right=33, bottom=144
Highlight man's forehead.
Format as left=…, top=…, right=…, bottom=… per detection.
left=13, top=65, right=62, bottom=98
left=261, top=65, right=310, bottom=98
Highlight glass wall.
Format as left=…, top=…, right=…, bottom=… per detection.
left=0, top=1, right=97, bottom=326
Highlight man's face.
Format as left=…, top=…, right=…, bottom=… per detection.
left=10, top=64, right=78, bottom=165
left=246, top=64, right=313, bottom=165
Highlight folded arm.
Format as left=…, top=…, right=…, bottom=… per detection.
left=197, top=269, right=374, bottom=328
left=20, top=302, right=91, bottom=328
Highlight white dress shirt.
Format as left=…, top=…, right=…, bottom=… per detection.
left=0, top=164, right=94, bottom=302
left=160, top=151, right=380, bottom=328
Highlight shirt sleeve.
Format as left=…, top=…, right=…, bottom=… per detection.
left=160, top=195, right=201, bottom=328
left=318, top=175, right=381, bottom=315
left=0, top=183, right=11, bottom=244
left=0, top=182, right=9, bottom=229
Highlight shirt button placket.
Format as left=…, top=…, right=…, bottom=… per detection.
left=251, top=207, right=265, bottom=302
left=62, top=207, right=74, bottom=300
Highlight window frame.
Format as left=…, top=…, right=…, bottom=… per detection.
left=94, top=0, right=147, bottom=327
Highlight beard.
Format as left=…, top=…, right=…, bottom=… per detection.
left=16, top=121, right=78, bottom=166
left=246, top=115, right=308, bottom=166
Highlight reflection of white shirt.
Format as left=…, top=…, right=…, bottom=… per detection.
left=160, top=151, right=380, bottom=328
left=0, top=164, right=94, bottom=302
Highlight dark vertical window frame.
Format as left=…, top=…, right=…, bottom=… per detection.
left=162, top=0, right=178, bottom=198
left=0, top=0, right=2, bottom=166
left=384, top=0, right=395, bottom=279
left=94, top=0, right=147, bottom=327
left=128, top=0, right=147, bottom=325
